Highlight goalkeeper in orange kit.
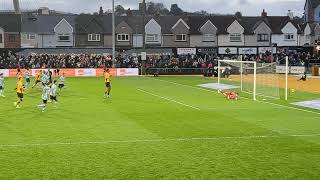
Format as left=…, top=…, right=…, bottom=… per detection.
left=218, top=90, right=239, bottom=100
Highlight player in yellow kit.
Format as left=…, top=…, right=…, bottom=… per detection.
left=104, top=69, right=111, bottom=98
left=14, top=76, right=25, bottom=109
left=32, top=71, right=42, bottom=89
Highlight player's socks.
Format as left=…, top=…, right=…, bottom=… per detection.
left=37, top=104, right=45, bottom=108
left=54, top=102, right=58, bottom=108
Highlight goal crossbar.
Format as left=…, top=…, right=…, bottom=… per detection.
left=218, top=60, right=257, bottom=100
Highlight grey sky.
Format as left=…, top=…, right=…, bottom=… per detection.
left=1, top=0, right=305, bottom=16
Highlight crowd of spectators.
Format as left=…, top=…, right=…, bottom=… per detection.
left=0, top=50, right=317, bottom=69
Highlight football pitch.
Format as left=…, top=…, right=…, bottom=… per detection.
left=0, top=76, right=320, bottom=179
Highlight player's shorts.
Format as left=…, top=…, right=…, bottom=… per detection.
left=50, top=95, right=57, bottom=101
left=35, top=80, right=41, bottom=84
left=58, top=84, right=64, bottom=88
left=105, top=82, right=111, bottom=88
left=0, top=86, right=3, bottom=90
left=43, top=99, right=48, bottom=104
left=26, top=78, right=30, bottom=83
left=17, top=93, right=24, bottom=99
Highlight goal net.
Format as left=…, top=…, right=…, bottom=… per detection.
left=217, top=59, right=285, bottom=100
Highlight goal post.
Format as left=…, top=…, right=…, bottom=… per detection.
left=217, top=57, right=289, bottom=101
left=218, top=59, right=257, bottom=100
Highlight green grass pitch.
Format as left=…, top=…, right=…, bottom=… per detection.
left=0, top=76, right=320, bottom=179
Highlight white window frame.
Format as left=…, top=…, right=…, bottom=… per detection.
left=175, top=34, right=187, bottom=42
left=58, top=33, right=70, bottom=42
left=146, top=34, right=159, bottom=42
left=26, top=34, right=36, bottom=40
left=117, top=34, right=130, bottom=42
left=202, top=34, right=215, bottom=42
left=230, top=33, right=242, bottom=42
left=284, top=33, right=295, bottom=41
left=88, top=34, right=101, bottom=42
left=257, top=34, right=269, bottom=42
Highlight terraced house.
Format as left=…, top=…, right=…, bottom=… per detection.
left=0, top=14, right=21, bottom=48
left=37, top=15, right=76, bottom=48
left=1, top=10, right=319, bottom=54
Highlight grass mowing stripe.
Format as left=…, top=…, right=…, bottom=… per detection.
left=147, top=77, right=320, bottom=116
left=1, top=134, right=320, bottom=148
left=137, top=88, right=201, bottom=110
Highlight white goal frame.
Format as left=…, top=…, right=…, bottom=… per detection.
left=218, top=57, right=289, bottom=101
left=218, top=59, right=257, bottom=100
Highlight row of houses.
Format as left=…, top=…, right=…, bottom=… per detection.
left=0, top=10, right=319, bottom=52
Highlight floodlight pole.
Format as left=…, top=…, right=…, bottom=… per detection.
left=217, top=61, right=220, bottom=90
left=240, top=55, right=243, bottom=91
left=112, top=0, right=116, bottom=68
left=285, top=56, right=289, bottom=101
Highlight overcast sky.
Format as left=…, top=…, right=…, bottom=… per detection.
left=1, top=0, right=305, bottom=16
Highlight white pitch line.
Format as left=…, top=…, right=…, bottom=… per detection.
left=137, top=88, right=200, bottom=110
left=1, top=134, right=320, bottom=148
left=146, top=77, right=320, bottom=116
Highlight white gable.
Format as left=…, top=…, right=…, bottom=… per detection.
left=145, top=18, right=161, bottom=34
left=281, top=22, right=297, bottom=34
left=146, top=18, right=161, bottom=30
left=304, top=24, right=311, bottom=35
left=253, top=21, right=271, bottom=33
left=227, top=20, right=244, bottom=34
left=54, top=18, right=73, bottom=33
left=171, top=18, right=190, bottom=30
left=200, top=20, right=217, bottom=32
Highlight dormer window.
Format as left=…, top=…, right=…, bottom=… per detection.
left=257, top=34, right=269, bottom=42
left=58, top=34, right=70, bottom=42
left=284, top=33, right=294, bottom=41
left=202, top=34, right=215, bottom=42
left=175, top=34, right=187, bottom=42
left=230, top=33, right=241, bottom=42
left=88, top=34, right=101, bottom=42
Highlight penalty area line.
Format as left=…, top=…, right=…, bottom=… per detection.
left=145, top=77, right=320, bottom=116
left=1, top=134, right=320, bottom=148
left=137, top=88, right=200, bottom=110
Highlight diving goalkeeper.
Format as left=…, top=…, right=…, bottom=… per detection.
left=218, top=90, right=239, bottom=100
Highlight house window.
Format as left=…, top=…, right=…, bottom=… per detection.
left=175, top=34, right=187, bottom=42
left=230, top=33, right=241, bottom=42
left=117, top=34, right=129, bottom=41
left=8, top=34, right=16, bottom=42
left=0, top=34, right=2, bottom=43
left=284, top=34, right=294, bottom=41
left=257, top=34, right=269, bottom=42
left=58, top=34, right=70, bottom=42
left=202, top=34, right=215, bottom=42
left=26, top=34, right=36, bottom=40
left=306, top=35, right=311, bottom=40
left=88, top=34, right=101, bottom=42
left=146, top=34, right=159, bottom=42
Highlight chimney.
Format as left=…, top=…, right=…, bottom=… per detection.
left=235, top=11, right=242, bottom=19
left=38, top=7, right=50, bottom=15
left=287, top=10, right=294, bottom=20
left=99, top=6, right=104, bottom=15
left=261, top=9, right=267, bottom=17
left=139, top=0, right=146, bottom=12
left=127, top=8, right=133, bottom=17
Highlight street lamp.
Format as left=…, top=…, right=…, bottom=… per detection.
left=112, top=0, right=116, bottom=67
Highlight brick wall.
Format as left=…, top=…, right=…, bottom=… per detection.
left=4, top=33, right=21, bottom=48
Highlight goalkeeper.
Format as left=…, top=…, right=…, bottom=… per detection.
left=218, top=90, right=239, bottom=100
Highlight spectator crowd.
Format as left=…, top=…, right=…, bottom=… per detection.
left=0, top=50, right=315, bottom=70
